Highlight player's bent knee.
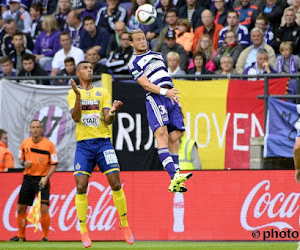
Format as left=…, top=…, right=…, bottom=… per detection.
left=76, top=185, right=88, bottom=194
left=110, top=182, right=121, bottom=191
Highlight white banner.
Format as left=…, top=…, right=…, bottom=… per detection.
left=0, top=79, right=81, bottom=171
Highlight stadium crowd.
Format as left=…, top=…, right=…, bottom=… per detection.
left=0, top=0, right=299, bottom=82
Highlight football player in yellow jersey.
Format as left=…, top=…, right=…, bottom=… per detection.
left=67, top=61, right=134, bottom=248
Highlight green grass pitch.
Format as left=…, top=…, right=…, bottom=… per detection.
left=0, top=241, right=298, bottom=250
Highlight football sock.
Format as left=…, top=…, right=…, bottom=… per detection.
left=41, top=213, right=50, bottom=238
left=113, top=188, right=128, bottom=227
left=75, top=193, right=88, bottom=233
left=170, top=153, right=180, bottom=172
left=158, top=148, right=176, bottom=179
left=17, top=213, right=27, bottom=239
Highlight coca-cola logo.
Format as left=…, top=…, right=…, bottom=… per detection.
left=240, top=180, right=300, bottom=231
left=3, top=181, right=118, bottom=232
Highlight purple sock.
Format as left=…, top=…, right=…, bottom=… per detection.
left=170, top=153, right=180, bottom=172
left=158, top=148, right=176, bottom=179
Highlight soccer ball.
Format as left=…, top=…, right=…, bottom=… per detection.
left=135, top=4, right=157, bottom=25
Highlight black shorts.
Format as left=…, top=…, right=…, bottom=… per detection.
left=18, top=175, right=50, bottom=206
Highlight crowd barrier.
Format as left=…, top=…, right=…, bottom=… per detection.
left=0, top=170, right=299, bottom=241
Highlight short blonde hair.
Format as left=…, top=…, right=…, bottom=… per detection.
left=129, top=29, right=144, bottom=41
left=167, top=51, right=180, bottom=62
left=279, top=41, right=293, bottom=52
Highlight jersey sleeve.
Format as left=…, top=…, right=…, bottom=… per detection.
left=128, top=59, right=144, bottom=81
left=49, top=141, right=58, bottom=165
left=67, top=89, right=76, bottom=113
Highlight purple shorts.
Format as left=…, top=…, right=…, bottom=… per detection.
left=146, top=94, right=185, bottom=133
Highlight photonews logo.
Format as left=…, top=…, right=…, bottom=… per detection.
left=23, top=98, right=73, bottom=148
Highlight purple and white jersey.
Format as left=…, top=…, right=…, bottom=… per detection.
left=128, top=50, right=173, bottom=95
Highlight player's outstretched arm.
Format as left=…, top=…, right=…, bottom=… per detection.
left=137, top=74, right=179, bottom=103
left=70, top=79, right=82, bottom=123
left=103, top=100, right=123, bottom=125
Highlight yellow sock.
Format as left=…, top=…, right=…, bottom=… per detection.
left=113, top=188, right=128, bottom=227
left=75, top=193, right=88, bottom=233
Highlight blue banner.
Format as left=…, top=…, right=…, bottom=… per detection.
left=264, top=97, right=300, bottom=157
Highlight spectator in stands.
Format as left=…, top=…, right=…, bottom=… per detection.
left=218, top=10, right=250, bottom=49
left=281, top=0, right=300, bottom=26
left=85, top=47, right=109, bottom=76
left=1, top=0, right=57, bottom=14
left=175, top=18, right=194, bottom=54
left=193, top=9, right=223, bottom=53
left=33, top=15, right=60, bottom=68
left=188, top=51, right=212, bottom=79
left=252, top=0, right=287, bottom=33
left=254, top=14, right=274, bottom=45
left=153, top=8, right=178, bottom=52
left=51, top=32, right=85, bottom=76
left=178, top=0, right=210, bottom=9
left=81, top=0, right=98, bottom=21
left=65, top=10, right=84, bottom=48
left=213, top=0, right=228, bottom=27
left=106, top=21, right=127, bottom=57
left=232, top=0, right=262, bottom=9
left=30, top=2, right=44, bottom=43
left=127, top=0, right=150, bottom=34
left=55, top=56, right=76, bottom=85
left=18, top=53, right=50, bottom=85
left=195, top=34, right=215, bottom=63
left=41, top=0, right=58, bottom=15
left=146, top=0, right=172, bottom=49
left=243, top=49, right=277, bottom=81
left=178, top=0, right=204, bottom=30
left=9, top=31, right=33, bottom=73
left=0, top=56, right=16, bottom=77
left=243, top=48, right=277, bottom=80
left=161, top=29, right=188, bottom=72
left=212, top=30, right=243, bottom=70
left=214, top=55, right=238, bottom=75
left=271, top=8, right=300, bottom=55
left=70, top=0, right=85, bottom=10
left=80, top=15, right=110, bottom=59
left=0, top=19, right=33, bottom=57
left=96, top=0, right=127, bottom=34
left=167, top=51, right=186, bottom=77
left=106, top=31, right=133, bottom=74
left=274, top=41, right=300, bottom=73
left=2, top=0, right=31, bottom=33
left=210, top=0, right=234, bottom=12
left=53, top=0, right=72, bottom=32
left=236, top=27, right=275, bottom=74
left=234, top=0, right=258, bottom=29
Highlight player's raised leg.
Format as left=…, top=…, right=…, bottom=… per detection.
left=168, top=130, right=193, bottom=192
left=75, top=174, right=92, bottom=248
left=107, top=172, right=134, bottom=245
left=155, top=126, right=177, bottom=179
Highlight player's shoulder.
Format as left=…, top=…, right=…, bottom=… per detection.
left=41, top=137, right=56, bottom=147
left=92, top=86, right=109, bottom=96
left=21, top=137, right=32, bottom=145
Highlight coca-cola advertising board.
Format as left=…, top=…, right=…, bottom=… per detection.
left=0, top=171, right=299, bottom=241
